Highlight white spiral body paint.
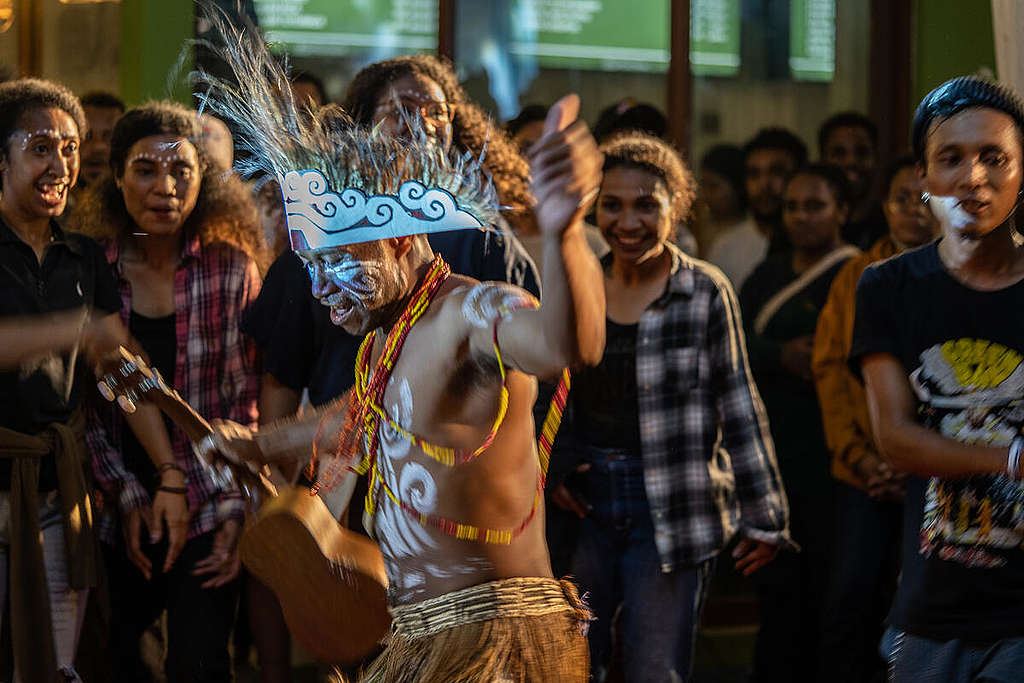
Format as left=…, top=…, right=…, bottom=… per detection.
left=928, top=194, right=974, bottom=229
left=461, top=283, right=536, bottom=329
left=371, top=376, right=493, bottom=602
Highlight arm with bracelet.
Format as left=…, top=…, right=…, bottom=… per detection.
left=862, top=354, right=1022, bottom=480
left=121, top=405, right=192, bottom=577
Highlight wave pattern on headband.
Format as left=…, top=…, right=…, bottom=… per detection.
left=283, top=170, right=485, bottom=249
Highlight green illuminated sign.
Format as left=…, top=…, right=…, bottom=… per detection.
left=790, top=0, right=835, bottom=81
left=511, top=0, right=670, bottom=73
left=253, top=0, right=436, bottom=57
left=690, top=0, right=740, bottom=77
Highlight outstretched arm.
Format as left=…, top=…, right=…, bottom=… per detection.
left=471, top=95, right=605, bottom=378
left=202, top=390, right=352, bottom=469
left=0, top=310, right=125, bottom=369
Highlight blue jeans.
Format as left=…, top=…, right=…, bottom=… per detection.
left=569, top=451, right=715, bottom=683
left=881, top=626, right=1024, bottom=682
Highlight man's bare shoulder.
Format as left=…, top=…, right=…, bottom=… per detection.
left=437, top=276, right=540, bottom=332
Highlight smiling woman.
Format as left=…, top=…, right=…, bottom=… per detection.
left=0, top=78, right=129, bottom=683
left=552, top=132, right=791, bottom=682
left=71, top=100, right=265, bottom=681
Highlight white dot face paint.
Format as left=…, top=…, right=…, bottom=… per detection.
left=928, top=194, right=975, bottom=230
left=17, top=127, right=79, bottom=152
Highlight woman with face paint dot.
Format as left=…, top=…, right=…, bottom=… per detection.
left=851, top=76, right=1024, bottom=682
left=0, top=78, right=129, bottom=682
left=73, top=100, right=265, bottom=682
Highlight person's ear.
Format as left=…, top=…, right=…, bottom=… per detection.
left=390, top=235, right=415, bottom=259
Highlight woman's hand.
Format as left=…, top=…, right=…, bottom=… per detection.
left=192, top=519, right=242, bottom=589
left=151, top=465, right=192, bottom=573
left=732, top=538, right=781, bottom=576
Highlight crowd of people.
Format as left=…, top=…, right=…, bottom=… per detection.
left=1, top=20, right=1023, bottom=683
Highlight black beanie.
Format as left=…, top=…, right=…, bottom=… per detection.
left=912, top=75, right=1024, bottom=162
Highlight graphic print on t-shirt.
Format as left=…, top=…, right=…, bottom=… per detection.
left=910, top=338, right=1024, bottom=569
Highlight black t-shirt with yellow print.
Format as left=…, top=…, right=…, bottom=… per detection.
left=850, top=241, right=1024, bottom=641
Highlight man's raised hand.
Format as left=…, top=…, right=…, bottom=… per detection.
left=527, top=94, right=603, bottom=238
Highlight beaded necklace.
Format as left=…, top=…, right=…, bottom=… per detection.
left=309, top=253, right=451, bottom=493
left=309, top=253, right=571, bottom=545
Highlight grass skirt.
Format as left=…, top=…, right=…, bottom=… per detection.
left=359, top=577, right=591, bottom=682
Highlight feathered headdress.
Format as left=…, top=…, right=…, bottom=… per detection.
left=191, top=8, right=499, bottom=250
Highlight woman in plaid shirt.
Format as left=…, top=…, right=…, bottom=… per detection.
left=550, top=133, right=791, bottom=683
left=74, top=101, right=263, bottom=682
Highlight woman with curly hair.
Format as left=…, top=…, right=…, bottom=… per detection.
left=0, top=77, right=127, bottom=683
left=343, top=54, right=531, bottom=215
left=74, top=100, right=263, bottom=682
left=550, top=133, right=791, bottom=682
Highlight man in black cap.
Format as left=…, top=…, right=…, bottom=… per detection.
left=851, top=75, right=1024, bottom=681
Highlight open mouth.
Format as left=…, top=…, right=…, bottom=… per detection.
left=36, top=180, right=68, bottom=206
left=148, top=206, right=178, bottom=221
left=612, top=233, right=651, bottom=251
left=321, top=293, right=359, bottom=326
left=330, top=302, right=355, bottom=326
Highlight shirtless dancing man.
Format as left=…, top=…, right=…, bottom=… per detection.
left=195, top=20, right=605, bottom=682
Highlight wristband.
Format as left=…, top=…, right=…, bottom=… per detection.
left=156, top=485, right=188, bottom=495
left=158, top=462, right=185, bottom=475
left=1006, top=436, right=1024, bottom=480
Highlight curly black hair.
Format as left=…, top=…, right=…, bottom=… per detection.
left=0, top=78, right=87, bottom=189
left=72, top=100, right=265, bottom=267
left=600, top=133, right=697, bottom=224
left=341, top=54, right=533, bottom=216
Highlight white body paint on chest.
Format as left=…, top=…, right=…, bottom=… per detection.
left=369, top=376, right=492, bottom=600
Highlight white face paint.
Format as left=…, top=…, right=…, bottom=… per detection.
left=299, top=246, right=401, bottom=330
left=928, top=194, right=975, bottom=229
left=16, top=127, right=78, bottom=151
left=126, top=151, right=191, bottom=168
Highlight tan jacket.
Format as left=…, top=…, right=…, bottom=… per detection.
left=812, top=236, right=899, bottom=489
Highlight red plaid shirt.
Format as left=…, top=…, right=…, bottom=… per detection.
left=87, top=235, right=261, bottom=540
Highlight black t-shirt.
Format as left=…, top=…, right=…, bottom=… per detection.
left=569, top=318, right=641, bottom=452
left=0, top=219, right=121, bottom=489
left=850, top=241, right=1024, bottom=641
left=120, top=311, right=177, bottom=491
left=242, top=230, right=541, bottom=406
